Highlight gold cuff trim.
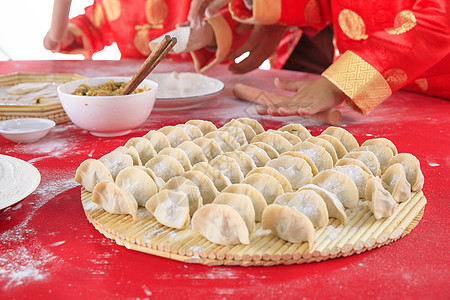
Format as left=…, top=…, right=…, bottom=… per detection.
left=230, top=0, right=281, bottom=24
left=66, top=23, right=93, bottom=59
left=322, top=51, right=392, bottom=114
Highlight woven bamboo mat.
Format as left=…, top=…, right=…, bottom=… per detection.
left=81, top=188, right=426, bottom=266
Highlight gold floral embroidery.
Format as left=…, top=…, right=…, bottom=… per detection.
left=134, top=30, right=151, bottom=56
left=415, top=78, right=429, bottom=92
left=145, top=0, right=168, bottom=26
left=103, top=0, right=121, bottom=21
left=90, top=3, right=105, bottom=28
left=385, top=10, right=417, bottom=35
left=383, top=69, right=408, bottom=91
left=338, top=9, right=368, bottom=41
left=305, top=0, right=322, bottom=25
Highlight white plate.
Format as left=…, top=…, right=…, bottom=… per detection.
left=148, top=72, right=224, bottom=110
left=0, top=154, right=41, bottom=210
left=0, top=118, right=55, bottom=143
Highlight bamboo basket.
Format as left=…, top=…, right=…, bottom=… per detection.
left=81, top=188, right=426, bottom=266
left=0, top=73, right=85, bottom=123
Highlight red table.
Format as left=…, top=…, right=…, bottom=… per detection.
left=0, top=60, right=449, bottom=299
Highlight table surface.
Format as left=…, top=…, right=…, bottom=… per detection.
left=0, top=60, right=449, bottom=299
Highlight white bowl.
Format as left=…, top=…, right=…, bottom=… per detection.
left=0, top=118, right=55, bottom=143
left=57, top=77, right=158, bottom=137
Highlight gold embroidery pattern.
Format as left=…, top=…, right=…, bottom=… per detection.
left=385, top=10, right=417, bottom=35
left=134, top=30, right=151, bottom=56
left=322, top=51, right=392, bottom=114
left=145, top=0, right=168, bottom=26
left=383, top=69, right=408, bottom=91
left=338, top=9, right=368, bottom=41
left=90, top=4, right=105, bottom=28
left=305, top=0, right=322, bottom=25
left=103, top=0, right=121, bottom=21
left=415, top=78, right=429, bottom=92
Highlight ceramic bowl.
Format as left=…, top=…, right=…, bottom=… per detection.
left=57, top=77, right=158, bottom=137
left=0, top=118, right=55, bottom=143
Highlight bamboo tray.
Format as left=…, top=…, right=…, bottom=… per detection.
left=81, top=188, right=426, bottom=266
left=0, top=73, right=85, bottom=123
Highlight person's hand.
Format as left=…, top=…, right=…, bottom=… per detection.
left=43, top=29, right=75, bottom=52
left=258, top=77, right=347, bottom=116
left=228, top=24, right=287, bottom=73
left=187, top=0, right=232, bottom=26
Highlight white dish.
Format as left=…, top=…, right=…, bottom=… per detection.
left=148, top=72, right=224, bottom=110
left=0, top=154, right=41, bottom=210
left=0, top=118, right=55, bottom=143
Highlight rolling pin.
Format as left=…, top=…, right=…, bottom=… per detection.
left=233, top=83, right=341, bottom=126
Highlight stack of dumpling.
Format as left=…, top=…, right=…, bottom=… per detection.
left=75, top=119, right=424, bottom=249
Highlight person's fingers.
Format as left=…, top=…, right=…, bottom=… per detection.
left=274, top=77, right=309, bottom=92
left=177, top=21, right=190, bottom=28
left=256, top=105, right=269, bottom=115
left=43, top=32, right=60, bottom=52
left=188, top=0, right=210, bottom=26
left=278, top=106, right=300, bottom=116
left=205, top=0, right=232, bottom=18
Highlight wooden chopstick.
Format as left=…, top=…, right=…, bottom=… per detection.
left=121, top=35, right=177, bottom=95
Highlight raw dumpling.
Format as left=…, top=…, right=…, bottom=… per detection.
left=382, top=163, right=411, bottom=202
left=181, top=170, right=218, bottom=204
left=210, top=154, right=244, bottom=184
left=222, top=183, right=267, bottom=221
left=115, top=146, right=142, bottom=166
left=247, top=166, right=293, bottom=193
left=274, top=190, right=329, bottom=228
left=99, top=150, right=134, bottom=180
left=217, top=125, right=247, bottom=146
left=115, top=166, right=158, bottom=207
left=124, top=137, right=157, bottom=165
left=238, top=144, right=271, bottom=167
left=281, top=151, right=319, bottom=176
left=365, top=177, right=397, bottom=219
left=335, top=157, right=372, bottom=175
left=334, top=165, right=372, bottom=199
left=176, top=140, right=208, bottom=166
left=135, top=166, right=165, bottom=190
left=311, top=169, right=359, bottom=209
left=352, top=145, right=394, bottom=174
left=185, top=119, right=217, bottom=135
left=222, top=119, right=256, bottom=143
left=92, top=181, right=138, bottom=219
left=235, top=117, right=265, bottom=134
left=387, top=153, right=424, bottom=191
left=192, top=137, right=223, bottom=161
left=251, top=132, right=292, bottom=154
left=191, top=162, right=231, bottom=191
left=305, top=136, right=339, bottom=164
left=161, top=176, right=202, bottom=215
left=159, top=147, right=192, bottom=171
left=74, top=159, right=114, bottom=192
left=204, top=130, right=240, bottom=152
left=299, top=184, right=347, bottom=225
left=191, top=204, right=250, bottom=245
left=143, top=130, right=171, bottom=152
left=222, top=150, right=256, bottom=176
left=362, top=137, right=398, bottom=156
left=175, top=123, right=203, bottom=140
left=242, top=173, right=284, bottom=204
left=292, top=141, right=333, bottom=172
left=213, top=192, right=255, bottom=232
left=265, top=155, right=313, bottom=190
left=251, top=142, right=279, bottom=159
left=343, top=151, right=381, bottom=177
left=268, top=129, right=302, bottom=145
left=261, top=204, right=315, bottom=247
left=145, top=155, right=185, bottom=182
left=317, top=134, right=348, bottom=159
left=158, top=125, right=191, bottom=147
left=145, top=189, right=190, bottom=229
left=278, top=123, right=312, bottom=141
left=321, top=126, right=359, bottom=152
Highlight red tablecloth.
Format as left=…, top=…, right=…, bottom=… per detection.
left=0, top=60, right=449, bottom=299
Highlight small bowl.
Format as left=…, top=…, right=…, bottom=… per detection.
left=57, top=77, right=158, bottom=137
left=0, top=118, right=55, bottom=143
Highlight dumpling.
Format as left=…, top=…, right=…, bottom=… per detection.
left=237, top=144, right=271, bottom=167
left=299, top=184, right=347, bottom=225
left=351, top=145, right=394, bottom=174
left=222, top=119, right=257, bottom=143
left=213, top=192, right=255, bottom=232
left=222, top=150, right=256, bottom=176
left=280, top=151, right=319, bottom=176
left=335, top=157, right=372, bottom=175
left=251, top=142, right=279, bottom=159
left=365, top=177, right=397, bottom=219
left=217, top=125, right=247, bottom=146
left=159, top=147, right=192, bottom=171
left=176, top=140, right=208, bottom=166
left=261, top=204, right=315, bottom=247
left=114, top=146, right=142, bottom=166
left=305, top=136, right=339, bottom=164
left=247, top=166, right=293, bottom=193
left=191, top=204, right=250, bottom=245
left=274, top=190, right=329, bottom=228
left=311, top=169, right=359, bottom=209
left=175, top=123, right=203, bottom=140
left=317, top=134, right=348, bottom=159
left=74, top=159, right=114, bottom=192
left=235, top=117, right=265, bottom=134
left=222, top=183, right=267, bottom=221
left=343, top=151, right=381, bottom=177
left=204, top=130, right=240, bottom=152
left=145, top=189, right=190, bottom=229
left=382, top=163, right=411, bottom=202
left=251, top=132, right=292, bottom=154
left=278, top=123, right=312, bottom=141
left=210, top=154, right=244, bottom=184
left=321, top=126, right=359, bottom=152
left=161, top=176, right=202, bottom=215
left=291, top=141, right=333, bottom=172
left=185, top=119, right=217, bottom=135
left=143, top=130, right=171, bottom=152
left=265, top=155, right=313, bottom=190
left=362, top=137, right=398, bottom=156
left=145, top=154, right=185, bottom=182
left=124, top=137, right=157, bottom=165
left=158, top=125, right=191, bottom=147
left=99, top=150, right=134, bottom=180
left=181, top=170, right=218, bottom=204
left=268, top=129, right=302, bottom=145
left=387, top=153, right=424, bottom=191
left=192, top=137, right=223, bottom=161
left=334, top=165, right=372, bottom=199
left=134, top=166, right=165, bottom=190
left=242, top=173, right=284, bottom=204
left=115, top=166, right=158, bottom=207
left=191, top=162, right=231, bottom=191
left=92, top=181, right=138, bottom=219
